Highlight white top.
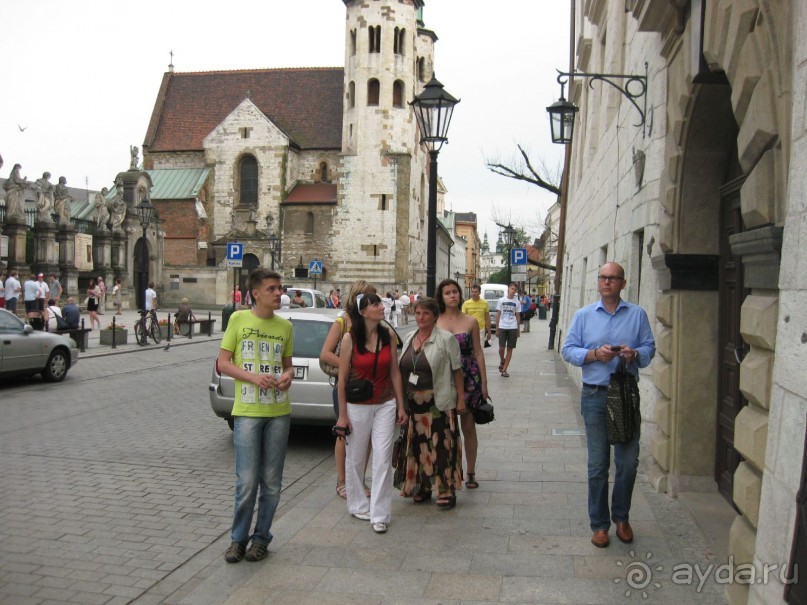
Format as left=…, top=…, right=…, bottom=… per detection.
left=280, top=294, right=290, bottom=309
left=145, top=287, right=157, bottom=310
left=4, top=276, right=20, bottom=299
left=24, top=279, right=39, bottom=301
left=496, top=295, right=521, bottom=330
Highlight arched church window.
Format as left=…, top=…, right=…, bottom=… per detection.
left=417, top=57, right=426, bottom=82
left=394, top=27, right=405, bottom=56
left=350, top=29, right=357, bottom=56
left=349, top=81, right=355, bottom=108
left=368, top=25, right=381, bottom=53
left=305, top=212, right=314, bottom=234
left=239, top=155, right=258, bottom=206
left=319, top=162, right=328, bottom=182
left=392, top=80, right=404, bottom=108
left=367, top=79, right=380, bottom=106
left=420, top=173, right=426, bottom=223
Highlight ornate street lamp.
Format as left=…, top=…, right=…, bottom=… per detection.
left=268, top=231, right=280, bottom=270
left=136, top=195, right=154, bottom=309
left=410, top=76, right=460, bottom=297
left=547, top=63, right=648, bottom=144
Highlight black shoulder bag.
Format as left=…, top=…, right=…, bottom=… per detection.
left=606, top=358, right=641, bottom=444
left=345, top=337, right=380, bottom=403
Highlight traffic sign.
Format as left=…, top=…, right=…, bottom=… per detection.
left=510, top=247, right=527, bottom=265
left=309, top=260, right=323, bottom=275
left=226, top=242, right=243, bottom=268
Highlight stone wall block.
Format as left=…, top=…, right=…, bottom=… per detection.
left=660, top=185, right=676, bottom=214
left=738, top=71, right=778, bottom=173
left=734, top=405, right=769, bottom=470
left=729, top=514, right=757, bottom=565
left=732, top=462, right=762, bottom=527
left=655, top=396, right=671, bottom=435
left=739, top=349, right=774, bottom=409
left=703, top=0, right=733, bottom=71
left=656, top=326, right=673, bottom=362
left=650, top=431, right=670, bottom=471
left=722, top=0, right=759, bottom=82
left=655, top=293, right=674, bottom=327
left=730, top=37, right=762, bottom=125
left=652, top=358, right=673, bottom=399
left=658, top=210, right=674, bottom=254
left=739, top=150, right=775, bottom=229
left=739, top=294, right=778, bottom=350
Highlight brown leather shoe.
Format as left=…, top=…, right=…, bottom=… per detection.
left=615, top=521, right=633, bottom=543
left=591, top=530, right=610, bottom=548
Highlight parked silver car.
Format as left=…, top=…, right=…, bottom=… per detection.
left=209, top=308, right=341, bottom=428
left=0, top=309, right=79, bottom=382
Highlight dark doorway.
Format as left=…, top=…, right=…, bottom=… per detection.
left=238, top=253, right=260, bottom=296
left=714, top=169, right=748, bottom=504
left=133, top=238, right=149, bottom=311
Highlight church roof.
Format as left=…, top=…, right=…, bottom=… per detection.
left=144, top=68, right=345, bottom=152
left=147, top=168, right=210, bottom=200
left=283, top=183, right=338, bottom=205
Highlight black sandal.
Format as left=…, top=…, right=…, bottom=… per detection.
left=436, top=494, right=456, bottom=509
left=413, top=491, right=432, bottom=503
left=465, top=473, right=479, bottom=489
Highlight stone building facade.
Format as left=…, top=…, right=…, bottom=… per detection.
left=141, top=0, right=446, bottom=305
left=559, top=1, right=805, bottom=603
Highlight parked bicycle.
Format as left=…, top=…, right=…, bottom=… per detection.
left=135, top=308, right=162, bottom=345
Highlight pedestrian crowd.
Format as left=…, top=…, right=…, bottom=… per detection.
left=216, top=264, right=654, bottom=564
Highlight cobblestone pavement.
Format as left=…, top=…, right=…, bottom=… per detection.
left=0, top=339, right=333, bottom=605
left=1, top=316, right=731, bottom=604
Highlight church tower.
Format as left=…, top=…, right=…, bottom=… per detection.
left=336, top=0, right=434, bottom=290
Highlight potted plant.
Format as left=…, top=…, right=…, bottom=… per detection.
left=158, top=318, right=171, bottom=340
left=100, top=322, right=128, bottom=345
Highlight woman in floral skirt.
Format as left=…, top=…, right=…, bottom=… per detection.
left=436, top=279, right=488, bottom=489
left=394, top=297, right=466, bottom=508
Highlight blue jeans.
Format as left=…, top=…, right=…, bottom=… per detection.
left=581, top=386, right=640, bottom=531
left=231, top=414, right=290, bottom=545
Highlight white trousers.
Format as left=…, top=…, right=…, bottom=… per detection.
left=390, top=312, right=400, bottom=328
left=346, top=398, right=396, bottom=524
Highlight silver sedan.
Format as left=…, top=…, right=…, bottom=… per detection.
left=0, top=309, right=79, bottom=382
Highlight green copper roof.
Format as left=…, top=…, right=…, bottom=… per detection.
left=147, top=168, right=209, bottom=200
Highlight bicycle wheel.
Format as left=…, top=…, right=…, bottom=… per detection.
left=135, top=321, right=148, bottom=345
left=150, top=319, right=162, bottom=343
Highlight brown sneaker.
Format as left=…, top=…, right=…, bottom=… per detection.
left=615, top=521, right=634, bottom=543
left=224, top=541, right=246, bottom=563
left=245, top=541, right=269, bottom=562
left=591, top=530, right=610, bottom=548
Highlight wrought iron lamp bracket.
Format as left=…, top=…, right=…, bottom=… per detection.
left=556, top=62, right=648, bottom=136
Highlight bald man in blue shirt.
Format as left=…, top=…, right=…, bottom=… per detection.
left=562, top=262, right=655, bottom=548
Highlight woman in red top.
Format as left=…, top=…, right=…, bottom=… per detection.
left=336, top=293, right=406, bottom=533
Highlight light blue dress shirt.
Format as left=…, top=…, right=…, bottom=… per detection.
left=562, top=298, right=656, bottom=386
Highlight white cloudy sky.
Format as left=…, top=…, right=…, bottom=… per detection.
left=1, top=0, right=569, bottom=243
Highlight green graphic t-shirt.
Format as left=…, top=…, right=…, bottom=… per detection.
left=221, top=310, right=293, bottom=418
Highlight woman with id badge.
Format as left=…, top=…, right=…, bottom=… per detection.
left=394, top=297, right=465, bottom=509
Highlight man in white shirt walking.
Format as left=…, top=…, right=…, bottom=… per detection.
left=493, top=283, right=521, bottom=378
left=144, top=282, right=158, bottom=312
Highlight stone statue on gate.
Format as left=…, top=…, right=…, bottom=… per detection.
left=109, top=187, right=127, bottom=232
left=53, top=176, right=73, bottom=225
left=93, top=188, right=111, bottom=230
left=130, top=145, right=139, bottom=170
left=3, top=164, right=30, bottom=220
left=34, top=172, right=54, bottom=222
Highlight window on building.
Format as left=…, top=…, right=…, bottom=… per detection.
left=394, top=27, right=405, bottom=55
left=379, top=194, right=388, bottom=210
left=320, top=162, right=328, bottom=182
left=348, top=81, right=355, bottom=108
left=419, top=174, right=426, bottom=223
left=367, top=79, right=380, bottom=106
left=305, top=212, right=314, bottom=234
left=239, top=155, right=258, bottom=206
left=239, top=127, right=252, bottom=139
left=417, top=57, right=426, bottom=82
left=350, top=29, right=357, bottom=56
left=369, top=25, right=381, bottom=53
left=392, top=80, right=404, bottom=107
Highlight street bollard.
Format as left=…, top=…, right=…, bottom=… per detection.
left=167, top=313, right=172, bottom=343
left=111, top=315, right=117, bottom=349
left=208, top=311, right=213, bottom=336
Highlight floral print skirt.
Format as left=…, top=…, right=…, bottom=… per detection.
left=394, top=390, right=463, bottom=497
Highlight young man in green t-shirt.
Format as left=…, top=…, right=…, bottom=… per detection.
left=461, top=284, right=491, bottom=347
left=218, top=268, right=294, bottom=563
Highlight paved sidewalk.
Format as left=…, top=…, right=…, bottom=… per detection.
left=150, top=318, right=728, bottom=605
left=68, top=308, right=224, bottom=359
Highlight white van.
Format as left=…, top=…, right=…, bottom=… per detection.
left=480, top=283, right=507, bottom=328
